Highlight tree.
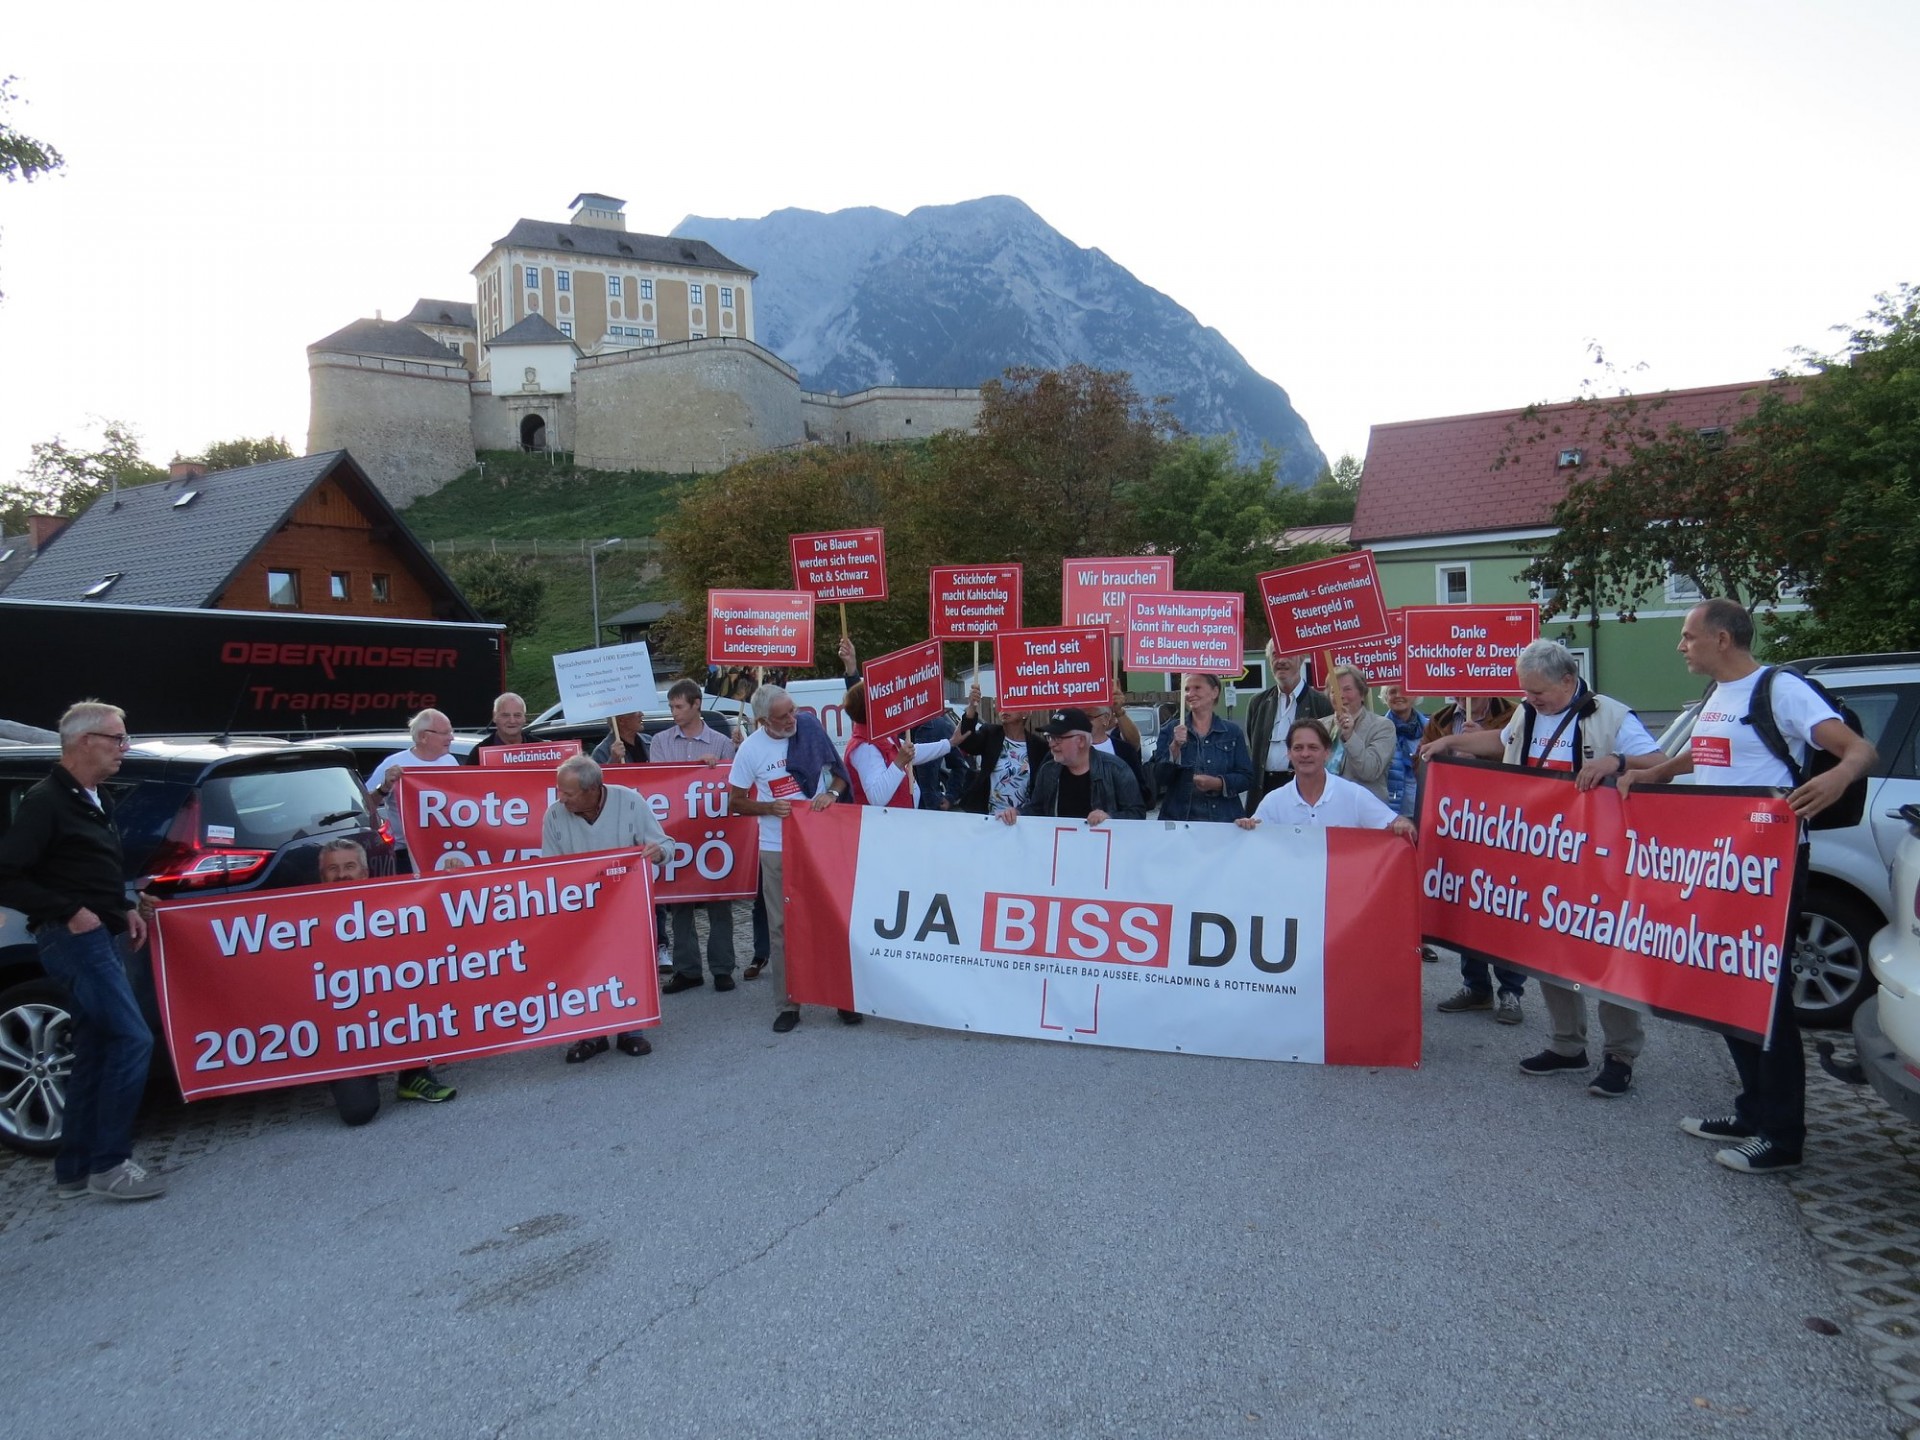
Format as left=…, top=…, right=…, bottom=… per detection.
left=1515, top=288, right=1920, bottom=656
left=1318, top=452, right=1363, bottom=494
left=447, top=553, right=547, bottom=639
left=195, top=436, right=294, bottom=472
left=0, top=420, right=165, bottom=533
left=1, top=77, right=65, bottom=303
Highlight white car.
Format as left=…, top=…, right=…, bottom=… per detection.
left=1857, top=801, right=1920, bottom=1121
left=1656, top=653, right=1920, bottom=1026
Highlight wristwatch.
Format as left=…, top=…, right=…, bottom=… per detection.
left=1612, top=752, right=1628, bottom=776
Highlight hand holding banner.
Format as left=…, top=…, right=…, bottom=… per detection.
left=152, top=852, right=659, bottom=1099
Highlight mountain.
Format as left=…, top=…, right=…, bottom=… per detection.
left=674, top=197, right=1326, bottom=486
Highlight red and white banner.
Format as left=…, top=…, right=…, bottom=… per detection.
left=398, top=764, right=756, bottom=900
left=1417, top=759, right=1800, bottom=1042
left=1062, top=556, right=1176, bottom=633
left=707, top=589, right=816, bottom=667
left=477, top=740, right=582, bottom=768
left=861, top=639, right=945, bottom=740
left=782, top=807, right=1419, bottom=1065
left=790, top=528, right=888, bottom=603
left=1258, top=552, right=1392, bottom=656
left=1314, top=607, right=1406, bottom=685
left=993, top=626, right=1113, bottom=710
left=1124, top=591, right=1245, bottom=674
left=152, top=852, right=658, bottom=1099
left=930, top=564, right=1022, bottom=642
left=1401, top=604, right=1538, bottom=697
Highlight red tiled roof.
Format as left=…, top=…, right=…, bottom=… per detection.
left=1351, top=380, right=1782, bottom=545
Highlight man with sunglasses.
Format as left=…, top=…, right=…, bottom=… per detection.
left=997, top=709, right=1147, bottom=826
left=0, top=701, right=163, bottom=1201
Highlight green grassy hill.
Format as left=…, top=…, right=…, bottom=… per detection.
left=400, top=451, right=695, bottom=708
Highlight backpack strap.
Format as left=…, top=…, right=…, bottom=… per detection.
left=1742, top=666, right=1805, bottom=787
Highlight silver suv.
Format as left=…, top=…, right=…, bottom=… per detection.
left=1657, top=653, right=1920, bottom=1026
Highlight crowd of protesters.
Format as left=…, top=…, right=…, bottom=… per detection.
left=0, top=598, right=1868, bottom=1201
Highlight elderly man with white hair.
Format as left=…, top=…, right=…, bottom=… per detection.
left=464, top=692, right=530, bottom=763
left=541, top=754, right=670, bottom=1062
left=369, top=708, right=462, bottom=871
left=1421, top=638, right=1665, bottom=1097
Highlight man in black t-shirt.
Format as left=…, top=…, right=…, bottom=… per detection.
left=999, top=709, right=1146, bottom=826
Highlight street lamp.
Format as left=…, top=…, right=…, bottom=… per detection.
left=589, top=537, right=624, bottom=648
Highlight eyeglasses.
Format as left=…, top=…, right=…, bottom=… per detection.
left=88, top=732, right=133, bottom=747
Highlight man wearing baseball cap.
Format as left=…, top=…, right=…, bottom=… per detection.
left=997, top=708, right=1147, bottom=826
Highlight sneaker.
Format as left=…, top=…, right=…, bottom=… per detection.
left=1495, top=993, right=1524, bottom=1025
left=1437, top=987, right=1493, bottom=1014
left=1518, top=1047, right=1588, bottom=1076
left=397, top=1070, right=457, bottom=1103
left=1680, top=1114, right=1753, bottom=1142
left=1588, top=1056, right=1633, bottom=1098
left=53, top=1176, right=87, bottom=1199
left=1715, top=1136, right=1802, bottom=1173
left=87, top=1160, right=166, bottom=1201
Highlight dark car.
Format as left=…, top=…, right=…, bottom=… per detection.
left=0, top=739, right=394, bottom=1154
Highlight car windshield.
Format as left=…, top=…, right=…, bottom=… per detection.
left=199, top=766, right=371, bottom=850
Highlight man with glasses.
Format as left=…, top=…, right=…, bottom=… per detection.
left=1247, top=648, right=1334, bottom=803
left=998, top=709, right=1147, bottom=826
left=0, top=701, right=163, bottom=1201
left=369, top=709, right=462, bottom=872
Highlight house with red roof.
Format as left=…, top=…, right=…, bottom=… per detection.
left=1351, top=380, right=1785, bottom=715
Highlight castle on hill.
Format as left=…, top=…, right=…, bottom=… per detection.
left=307, top=193, right=982, bottom=504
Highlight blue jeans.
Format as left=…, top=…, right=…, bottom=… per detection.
left=35, top=924, right=154, bottom=1183
left=1459, top=953, right=1526, bottom=999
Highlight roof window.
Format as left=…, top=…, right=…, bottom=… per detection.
left=1556, top=449, right=1583, bottom=468
left=173, top=490, right=199, bottom=508
left=0, top=548, right=13, bottom=563
left=558, top=234, right=575, bottom=248
left=1697, top=426, right=1728, bottom=450
left=83, top=572, right=124, bottom=599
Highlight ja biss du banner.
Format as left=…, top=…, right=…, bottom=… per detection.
left=782, top=807, right=1420, bottom=1066
left=152, top=852, right=659, bottom=1100
left=1417, top=759, right=1801, bottom=1043
left=398, top=764, right=757, bottom=900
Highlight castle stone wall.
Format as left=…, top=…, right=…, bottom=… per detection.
left=801, top=386, right=983, bottom=446
left=573, top=338, right=804, bottom=473
left=307, top=351, right=475, bottom=505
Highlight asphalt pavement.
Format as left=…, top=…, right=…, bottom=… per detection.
left=0, top=946, right=1899, bottom=1440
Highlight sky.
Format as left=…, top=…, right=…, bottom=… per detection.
left=2, top=0, right=1915, bottom=493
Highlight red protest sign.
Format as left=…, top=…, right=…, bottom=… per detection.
left=1257, top=552, right=1391, bottom=656
left=1418, top=760, right=1800, bottom=1043
left=1123, top=591, right=1245, bottom=674
left=1314, top=607, right=1406, bottom=685
left=707, top=589, right=816, bottom=667
left=993, top=626, right=1113, bottom=710
left=152, top=852, right=658, bottom=1100
left=1061, top=556, right=1176, bottom=633
left=861, top=639, right=946, bottom=740
left=930, top=564, right=1022, bottom=642
left=400, top=764, right=757, bottom=900
left=789, top=528, right=888, bottom=603
left=1400, top=604, right=1538, bottom=696
left=477, top=740, right=582, bottom=769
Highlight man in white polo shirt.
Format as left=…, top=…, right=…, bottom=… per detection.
left=1621, top=598, right=1875, bottom=1173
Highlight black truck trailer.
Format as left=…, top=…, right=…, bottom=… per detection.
left=0, top=598, right=506, bottom=736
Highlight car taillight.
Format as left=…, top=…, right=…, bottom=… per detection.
left=148, top=847, right=275, bottom=890
left=145, top=791, right=273, bottom=892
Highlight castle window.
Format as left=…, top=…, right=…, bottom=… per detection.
left=689, top=283, right=705, bottom=306
left=691, top=330, right=705, bottom=340
left=268, top=569, right=301, bottom=608
left=524, top=266, right=537, bottom=288
left=372, top=573, right=392, bottom=603
left=639, top=278, right=654, bottom=301
left=560, top=321, right=573, bottom=338
left=641, top=328, right=656, bottom=343
left=719, top=286, right=734, bottom=309
left=557, top=270, right=571, bottom=293
left=330, top=572, right=350, bottom=601
left=608, top=275, right=623, bottom=297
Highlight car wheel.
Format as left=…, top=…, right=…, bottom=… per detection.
left=1790, top=889, right=1882, bottom=1029
left=0, top=977, right=72, bottom=1156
